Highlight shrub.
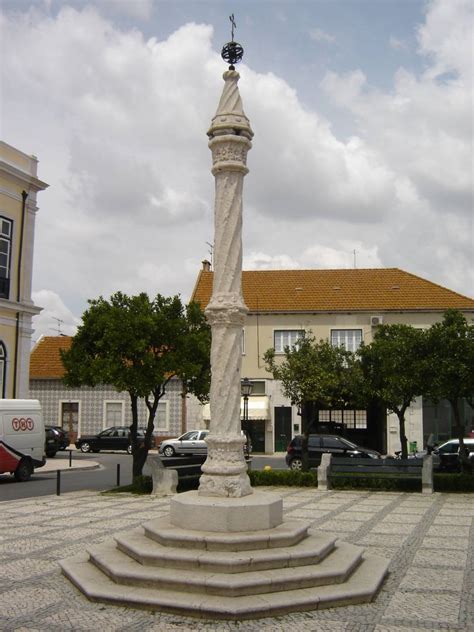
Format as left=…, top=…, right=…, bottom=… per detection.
left=434, top=472, right=474, bottom=492
left=249, top=469, right=317, bottom=487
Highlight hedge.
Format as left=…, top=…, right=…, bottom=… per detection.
left=104, top=469, right=474, bottom=495
left=249, top=469, right=474, bottom=492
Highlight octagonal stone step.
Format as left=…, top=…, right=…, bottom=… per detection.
left=143, top=515, right=310, bottom=551
left=115, top=527, right=337, bottom=573
left=88, top=539, right=363, bottom=597
left=60, top=551, right=389, bottom=619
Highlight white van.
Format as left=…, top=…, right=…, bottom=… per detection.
left=0, top=399, right=45, bottom=481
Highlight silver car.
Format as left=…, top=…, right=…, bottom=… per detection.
left=159, top=430, right=209, bottom=457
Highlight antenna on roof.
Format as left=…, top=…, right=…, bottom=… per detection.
left=353, top=249, right=357, bottom=269
left=51, top=317, right=64, bottom=336
left=206, top=241, right=214, bottom=270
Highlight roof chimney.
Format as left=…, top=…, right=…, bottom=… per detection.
left=202, top=259, right=211, bottom=272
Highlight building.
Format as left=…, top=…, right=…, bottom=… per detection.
left=192, top=263, right=474, bottom=454
left=29, top=336, right=202, bottom=443
left=0, top=141, right=48, bottom=398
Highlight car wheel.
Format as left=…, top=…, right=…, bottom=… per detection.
left=127, top=444, right=132, bottom=454
left=80, top=442, right=91, bottom=453
left=163, top=445, right=175, bottom=457
left=14, top=459, right=33, bottom=482
left=289, top=457, right=303, bottom=471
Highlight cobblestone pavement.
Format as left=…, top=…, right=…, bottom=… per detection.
left=0, top=488, right=472, bottom=631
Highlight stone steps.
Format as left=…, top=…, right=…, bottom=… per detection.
left=143, top=515, right=310, bottom=551
left=89, top=538, right=363, bottom=597
left=61, top=550, right=389, bottom=620
left=115, top=525, right=337, bottom=572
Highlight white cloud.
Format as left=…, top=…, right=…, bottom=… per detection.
left=309, top=27, right=335, bottom=43
left=32, top=290, right=81, bottom=342
left=389, top=36, right=409, bottom=51
left=321, top=0, right=473, bottom=296
left=1, top=0, right=472, bottom=333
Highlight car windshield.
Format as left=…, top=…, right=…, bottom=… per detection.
left=178, top=431, right=198, bottom=440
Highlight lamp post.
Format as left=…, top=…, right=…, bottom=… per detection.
left=241, top=377, right=253, bottom=453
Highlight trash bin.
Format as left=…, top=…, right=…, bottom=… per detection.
left=409, top=441, right=418, bottom=454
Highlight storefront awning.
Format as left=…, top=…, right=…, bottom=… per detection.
left=202, top=396, right=270, bottom=421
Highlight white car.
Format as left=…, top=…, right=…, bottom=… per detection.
left=159, top=430, right=209, bottom=457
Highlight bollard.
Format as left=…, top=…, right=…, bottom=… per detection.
left=116, top=463, right=120, bottom=487
left=68, top=450, right=72, bottom=467
left=56, top=470, right=61, bottom=496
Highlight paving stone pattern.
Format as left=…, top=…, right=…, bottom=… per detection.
left=0, top=488, right=472, bottom=631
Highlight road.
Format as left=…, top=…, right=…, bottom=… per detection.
left=0, top=451, right=286, bottom=501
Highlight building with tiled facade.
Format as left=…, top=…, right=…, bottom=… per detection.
left=192, top=264, right=474, bottom=455
left=0, top=141, right=48, bottom=398
left=29, top=336, right=203, bottom=443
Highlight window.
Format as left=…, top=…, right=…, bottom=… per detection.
left=0, top=342, right=5, bottom=398
left=331, top=329, right=362, bottom=352
left=249, top=381, right=266, bottom=395
left=154, top=401, right=169, bottom=430
left=0, top=217, right=12, bottom=299
left=274, top=330, right=304, bottom=353
left=318, top=409, right=367, bottom=429
left=104, top=401, right=124, bottom=426
left=322, top=436, right=345, bottom=449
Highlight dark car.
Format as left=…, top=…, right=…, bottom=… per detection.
left=433, top=438, right=474, bottom=471
left=50, top=426, right=69, bottom=450
left=75, top=426, right=145, bottom=454
left=45, top=426, right=62, bottom=458
left=286, top=434, right=381, bottom=470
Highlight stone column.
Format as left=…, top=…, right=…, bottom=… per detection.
left=198, top=70, right=254, bottom=498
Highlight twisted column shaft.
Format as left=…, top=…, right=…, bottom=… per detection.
left=198, top=70, right=253, bottom=498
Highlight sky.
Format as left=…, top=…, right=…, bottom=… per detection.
left=1, top=0, right=472, bottom=341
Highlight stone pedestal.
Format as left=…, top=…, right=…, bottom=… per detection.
left=171, top=490, right=283, bottom=532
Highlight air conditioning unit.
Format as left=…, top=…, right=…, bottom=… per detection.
left=370, top=315, right=384, bottom=327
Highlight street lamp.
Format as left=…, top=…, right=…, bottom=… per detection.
left=241, top=377, right=253, bottom=454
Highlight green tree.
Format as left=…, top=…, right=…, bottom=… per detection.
left=264, top=336, right=364, bottom=469
left=358, top=324, right=428, bottom=459
left=424, top=309, right=474, bottom=471
left=61, top=292, right=211, bottom=480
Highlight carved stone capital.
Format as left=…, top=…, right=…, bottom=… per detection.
left=205, top=293, right=248, bottom=327
left=198, top=433, right=252, bottom=498
left=209, top=135, right=252, bottom=167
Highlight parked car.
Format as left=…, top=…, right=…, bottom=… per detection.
left=45, top=426, right=62, bottom=458
left=159, top=430, right=251, bottom=458
left=286, top=434, right=381, bottom=470
left=75, top=426, right=145, bottom=454
left=433, top=438, right=474, bottom=471
left=50, top=426, right=69, bottom=450
left=159, top=430, right=210, bottom=457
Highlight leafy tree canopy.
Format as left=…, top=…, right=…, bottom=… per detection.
left=61, top=292, right=211, bottom=478
left=264, top=335, right=364, bottom=411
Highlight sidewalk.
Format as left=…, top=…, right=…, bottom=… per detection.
left=0, top=488, right=473, bottom=631
left=40, top=452, right=100, bottom=474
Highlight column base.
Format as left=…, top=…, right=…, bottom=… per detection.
left=170, top=490, right=283, bottom=532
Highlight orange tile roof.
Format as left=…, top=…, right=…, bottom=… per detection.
left=191, top=268, right=474, bottom=313
left=30, top=336, right=71, bottom=379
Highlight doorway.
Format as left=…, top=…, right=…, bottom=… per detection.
left=274, top=406, right=292, bottom=452
left=61, top=402, right=79, bottom=443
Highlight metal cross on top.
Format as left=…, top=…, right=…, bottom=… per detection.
left=221, top=14, right=244, bottom=69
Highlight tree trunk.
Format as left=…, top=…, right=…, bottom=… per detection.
left=396, top=405, right=409, bottom=459
left=449, top=398, right=471, bottom=473
left=181, top=388, right=187, bottom=435
left=300, top=401, right=309, bottom=471
left=128, top=393, right=144, bottom=481
left=301, top=401, right=317, bottom=472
